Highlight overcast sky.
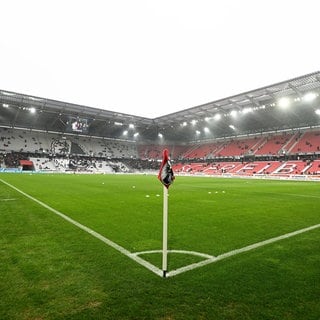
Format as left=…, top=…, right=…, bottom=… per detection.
left=1, top=0, right=319, bottom=118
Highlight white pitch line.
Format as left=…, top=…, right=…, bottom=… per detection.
left=133, top=249, right=215, bottom=260
left=0, top=198, right=17, bottom=201
left=1, top=178, right=319, bottom=279
left=167, top=223, right=320, bottom=277
left=0, top=179, right=163, bottom=277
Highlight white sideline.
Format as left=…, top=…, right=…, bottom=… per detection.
left=0, top=178, right=163, bottom=277
left=1, top=178, right=319, bottom=279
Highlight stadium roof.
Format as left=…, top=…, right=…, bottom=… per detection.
left=1, top=71, right=320, bottom=143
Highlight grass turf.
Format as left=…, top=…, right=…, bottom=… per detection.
left=0, top=173, right=319, bottom=319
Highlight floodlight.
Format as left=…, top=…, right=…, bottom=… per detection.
left=114, top=121, right=123, bottom=126
left=242, top=107, right=253, bottom=114
left=191, top=120, right=197, bottom=125
left=204, top=127, right=210, bottom=133
left=196, top=130, right=200, bottom=135
left=303, top=92, right=317, bottom=102
left=230, top=110, right=237, bottom=117
left=29, top=107, right=36, bottom=114
left=123, top=130, right=128, bottom=135
left=182, top=121, right=187, bottom=127
left=214, top=113, right=221, bottom=121
left=158, top=133, right=163, bottom=138
left=133, top=132, right=139, bottom=137
left=278, top=97, right=290, bottom=108
left=229, top=124, right=236, bottom=130
left=129, top=123, right=135, bottom=129
left=2, top=103, right=9, bottom=108
left=315, top=109, right=320, bottom=115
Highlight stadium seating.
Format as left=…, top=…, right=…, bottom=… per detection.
left=1, top=127, right=320, bottom=176
left=215, top=137, right=264, bottom=157
left=182, top=142, right=225, bottom=159
left=254, top=134, right=294, bottom=156
left=137, top=144, right=176, bottom=160
left=289, top=131, right=320, bottom=154
left=305, top=159, right=320, bottom=175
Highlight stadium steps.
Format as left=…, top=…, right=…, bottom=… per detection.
left=70, top=142, right=86, bottom=155
left=251, top=137, right=267, bottom=154
left=284, top=132, right=301, bottom=154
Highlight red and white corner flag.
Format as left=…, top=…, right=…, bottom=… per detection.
left=158, top=149, right=174, bottom=278
left=158, top=149, right=175, bottom=189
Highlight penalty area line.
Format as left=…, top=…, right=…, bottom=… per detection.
left=0, top=178, right=163, bottom=278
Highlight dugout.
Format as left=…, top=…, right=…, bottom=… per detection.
left=19, top=160, right=34, bottom=171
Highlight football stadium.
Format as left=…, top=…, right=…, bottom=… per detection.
left=1, top=71, right=320, bottom=319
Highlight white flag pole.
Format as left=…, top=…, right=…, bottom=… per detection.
left=162, top=185, right=168, bottom=278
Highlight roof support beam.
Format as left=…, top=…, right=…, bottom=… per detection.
left=288, top=83, right=302, bottom=97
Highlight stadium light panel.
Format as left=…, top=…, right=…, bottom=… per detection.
left=214, top=113, right=221, bottom=121
left=315, top=109, right=320, bottom=115
left=2, top=103, right=9, bottom=108
left=278, top=97, right=290, bottom=108
left=182, top=121, right=187, bottom=127
left=29, top=107, right=36, bottom=114
left=242, top=107, right=253, bottom=114
left=114, top=121, right=123, bottom=126
left=230, top=110, right=237, bottom=117
left=133, top=132, right=139, bottom=137
left=123, top=130, right=128, bottom=135
left=158, top=133, right=163, bottom=138
left=303, top=92, right=317, bottom=102
left=229, top=124, right=236, bottom=130
left=129, top=123, right=135, bottom=129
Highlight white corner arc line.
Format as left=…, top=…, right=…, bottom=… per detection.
left=0, top=179, right=163, bottom=277
left=133, top=249, right=215, bottom=260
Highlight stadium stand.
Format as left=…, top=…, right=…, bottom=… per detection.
left=172, top=160, right=320, bottom=177
left=305, top=159, right=320, bottom=175
left=255, top=134, right=294, bottom=156
left=215, top=137, right=262, bottom=157
left=182, top=142, right=225, bottom=159
left=137, top=144, right=176, bottom=160
left=1, top=125, right=320, bottom=177
left=289, top=130, right=320, bottom=154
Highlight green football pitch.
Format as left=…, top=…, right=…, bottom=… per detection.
left=0, top=173, right=319, bottom=319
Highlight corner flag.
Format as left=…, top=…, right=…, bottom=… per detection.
left=158, top=149, right=174, bottom=278
left=158, top=149, right=175, bottom=188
